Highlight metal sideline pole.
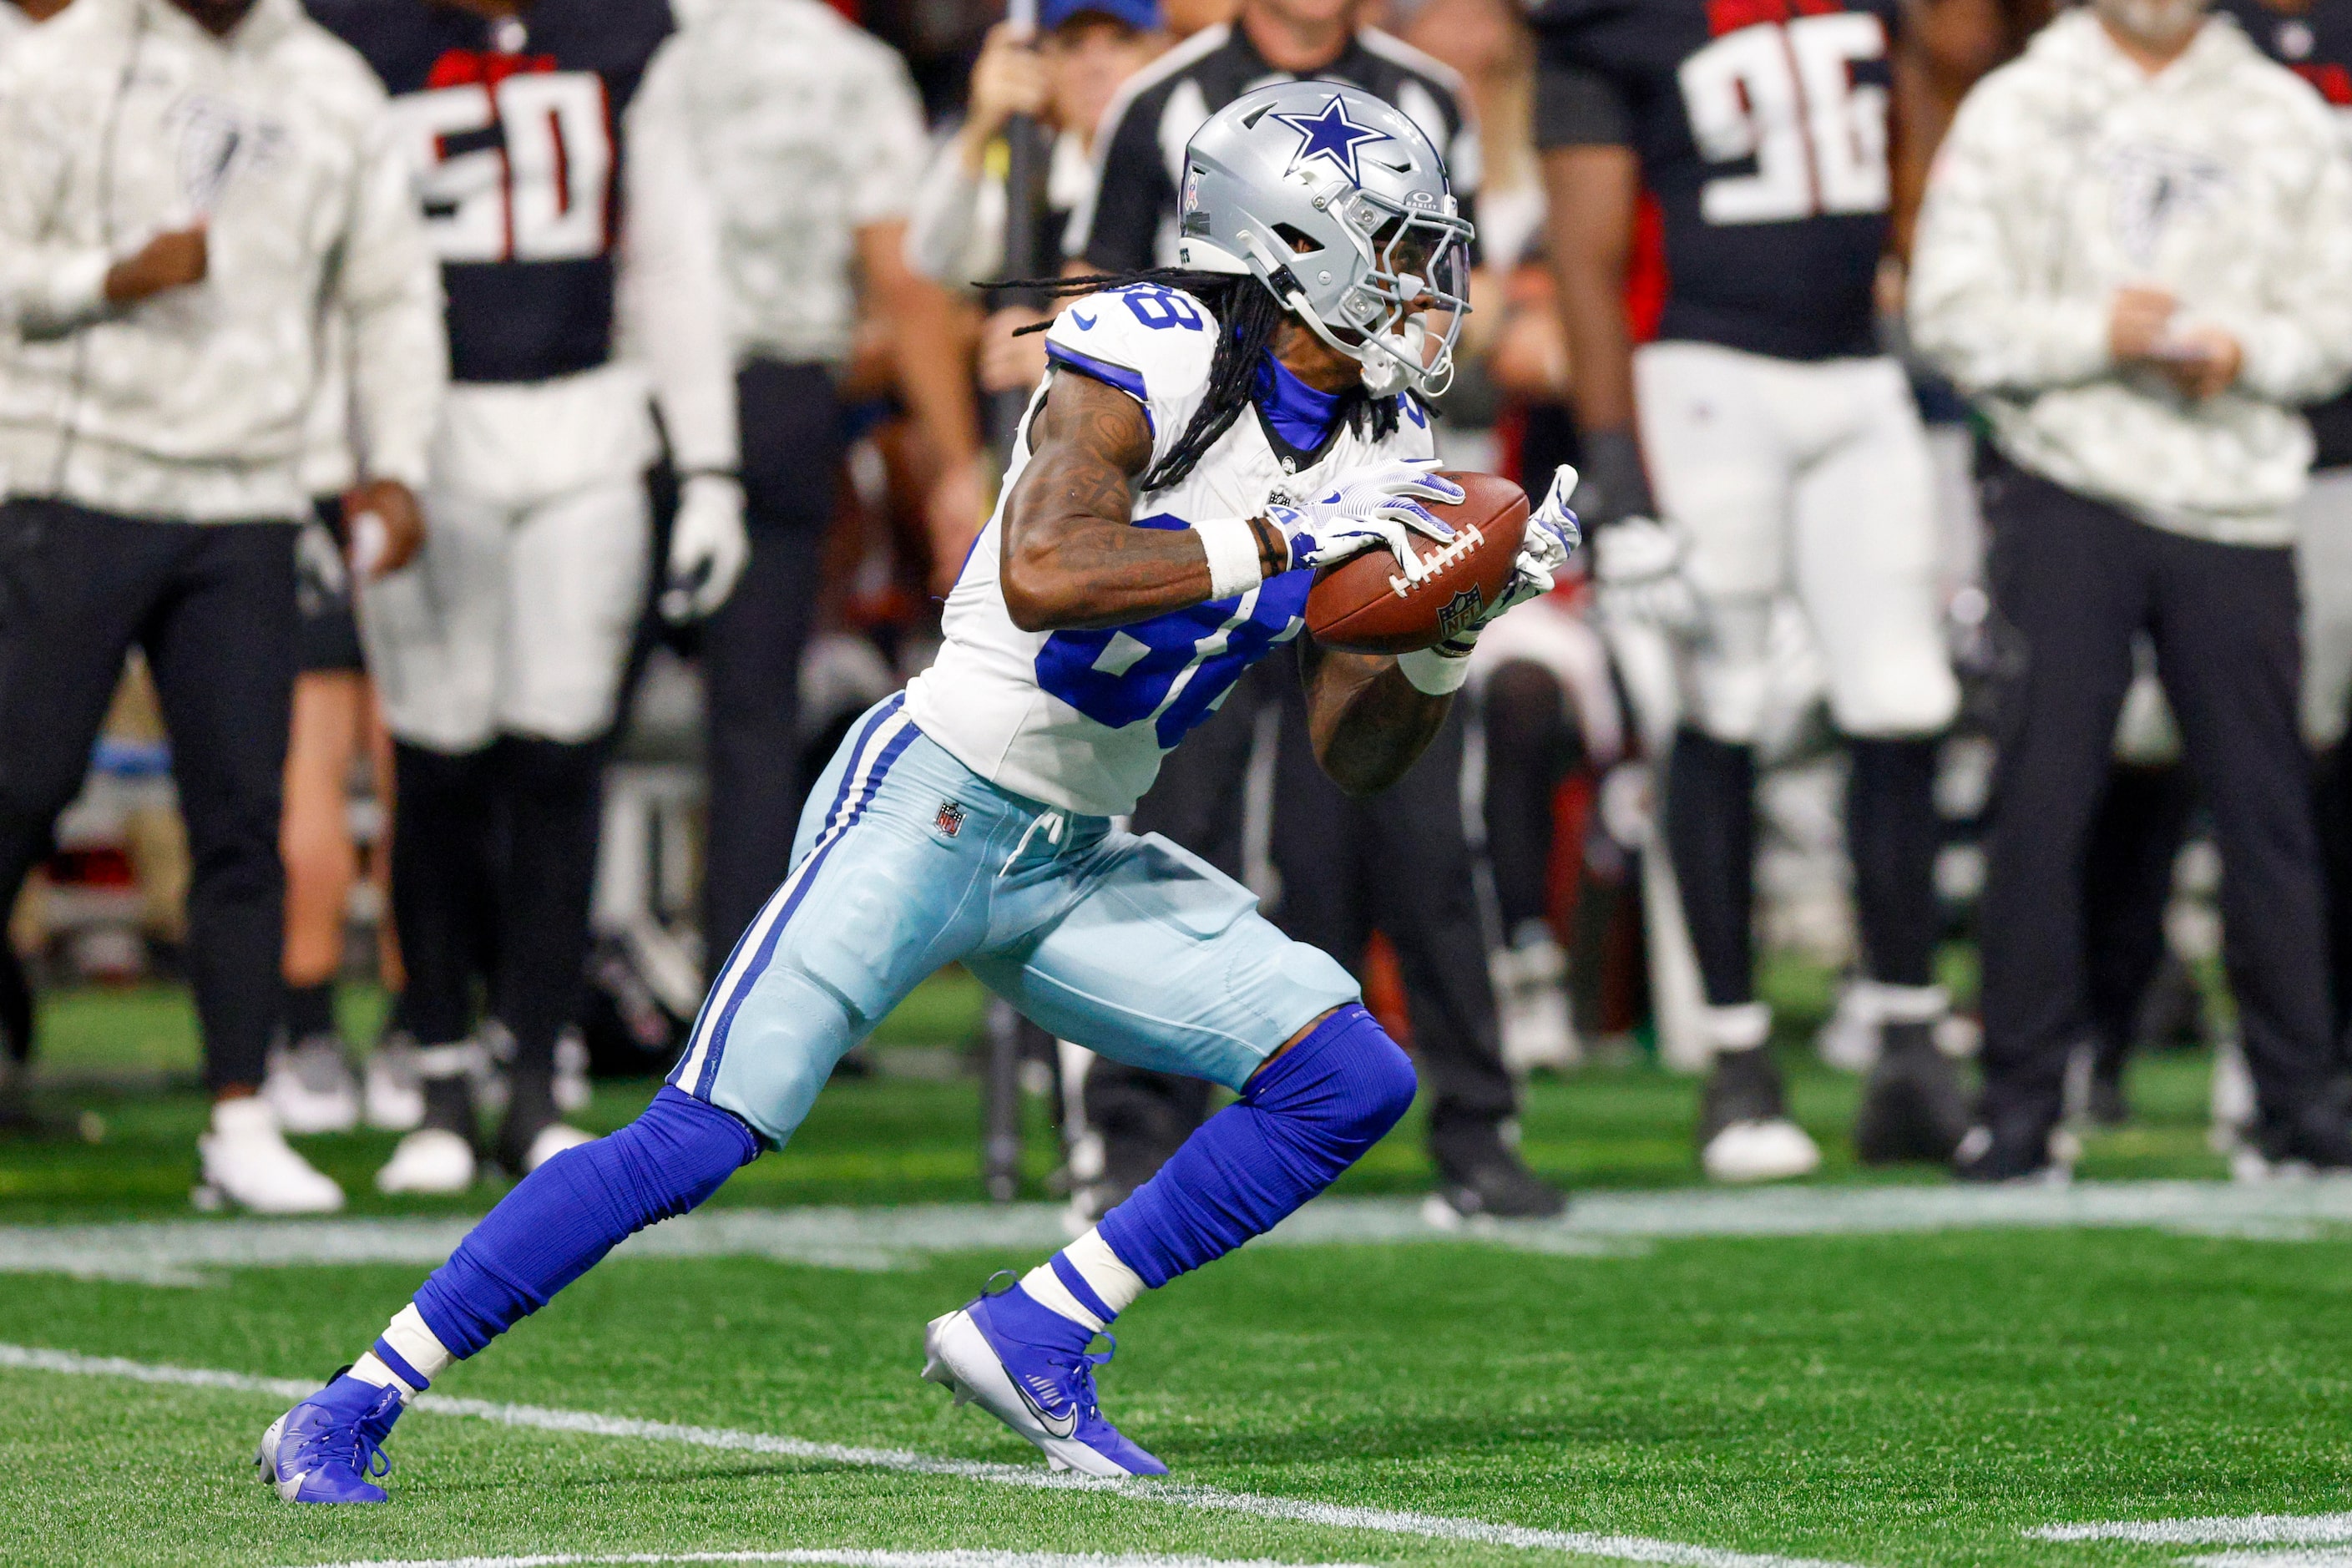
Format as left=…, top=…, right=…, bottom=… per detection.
left=988, top=0, right=1050, bottom=464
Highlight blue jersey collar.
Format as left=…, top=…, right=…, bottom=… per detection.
left=1252, top=353, right=1344, bottom=458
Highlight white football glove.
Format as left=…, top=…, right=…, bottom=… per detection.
left=1270, top=458, right=1464, bottom=582
left=1420, top=464, right=1584, bottom=661
left=1591, top=513, right=1705, bottom=636
left=661, top=473, right=749, bottom=622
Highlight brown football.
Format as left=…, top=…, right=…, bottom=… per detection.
left=1303, top=471, right=1529, bottom=655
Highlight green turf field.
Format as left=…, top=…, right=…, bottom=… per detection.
left=4, top=979, right=2349, bottom=1568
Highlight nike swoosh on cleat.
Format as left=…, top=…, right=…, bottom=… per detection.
left=1010, top=1373, right=1079, bottom=1439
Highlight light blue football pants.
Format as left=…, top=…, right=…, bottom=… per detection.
left=667, top=694, right=1362, bottom=1147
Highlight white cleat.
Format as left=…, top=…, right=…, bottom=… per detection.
left=1492, top=932, right=1579, bottom=1075
left=522, top=1121, right=595, bottom=1172
left=1702, top=1118, right=1822, bottom=1184
left=264, top=1038, right=361, bottom=1135
left=362, top=1042, right=425, bottom=1131
left=195, top=1098, right=346, bottom=1214
left=375, top=1127, right=477, bottom=1195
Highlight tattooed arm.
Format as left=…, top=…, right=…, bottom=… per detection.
left=999, top=371, right=1284, bottom=632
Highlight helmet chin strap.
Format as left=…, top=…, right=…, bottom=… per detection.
left=1187, top=232, right=1454, bottom=399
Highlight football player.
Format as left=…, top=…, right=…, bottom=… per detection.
left=257, top=81, right=1575, bottom=1499
left=306, top=0, right=745, bottom=1192
left=1535, top=0, right=2000, bottom=1180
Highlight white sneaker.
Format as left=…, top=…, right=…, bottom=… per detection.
left=263, top=1037, right=361, bottom=1135
left=1492, top=931, right=1579, bottom=1074
left=375, top=1128, right=477, bottom=1195
left=195, top=1099, right=345, bottom=1214
left=362, top=1041, right=425, bottom=1132
left=522, top=1120, right=594, bottom=1172
left=1701, top=1118, right=1822, bottom=1184
left=554, top=1029, right=592, bottom=1116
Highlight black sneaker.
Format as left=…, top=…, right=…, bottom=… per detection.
left=1854, top=1023, right=1971, bottom=1165
left=1430, top=1120, right=1568, bottom=1222
left=1699, top=1045, right=1819, bottom=1183
left=1953, top=1108, right=2066, bottom=1183
left=2254, top=1094, right=2352, bottom=1171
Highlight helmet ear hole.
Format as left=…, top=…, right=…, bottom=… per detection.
left=1271, top=223, right=1323, bottom=255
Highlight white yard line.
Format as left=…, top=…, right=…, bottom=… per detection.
left=2028, top=1515, right=2352, bottom=1545
left=2184, top=1554, right=2352, bottom=1568
left=0, top=1342, right=1862, bottom=1568
left=7, top=1181, right=2351, bottom=1287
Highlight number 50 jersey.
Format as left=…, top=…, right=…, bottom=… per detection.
left=307, top=0, right=673, bottom=386
left=1531, top=0, right=1900, bottom=362
left=904, top=284, right=1436, bottom=818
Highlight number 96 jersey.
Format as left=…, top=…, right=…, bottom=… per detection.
left=1531, top=0, right=1899, bottom=362
left=904, top=284, right=1436, bottom=818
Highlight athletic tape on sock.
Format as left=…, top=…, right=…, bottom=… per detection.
left=381, top=1302, right=454, bottom=1384
left=1018, top=1261, right=1105, bottom=1333
left=1060, top=1227, right=1146, bottom=1318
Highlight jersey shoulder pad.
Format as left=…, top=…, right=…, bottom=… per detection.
left=1044, top=286, right=1219, bottom=457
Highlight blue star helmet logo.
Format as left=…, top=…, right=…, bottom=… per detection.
left=1270, top=94, right=1393, bottom=185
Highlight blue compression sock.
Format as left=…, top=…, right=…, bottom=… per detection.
left=412, top=1087, right=758, bottom=1358
left=1097, top=1004, right=1415, bottom=1287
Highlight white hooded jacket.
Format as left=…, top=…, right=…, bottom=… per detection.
left=0, top=0, right=443, bottom=522
left=1909, top=10, right=2352, bottom=545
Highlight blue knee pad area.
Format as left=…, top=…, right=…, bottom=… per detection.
left=1098, top=1004, right=1417, bottom=1288
left=414, top=1088, right=759, bottom=1358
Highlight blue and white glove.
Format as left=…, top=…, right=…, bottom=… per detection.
left=1269, top=458, right=1464, bottom=580
left=661, top=473, right=750, bottom=623
left=1398, top=464, right=1584, bottom=694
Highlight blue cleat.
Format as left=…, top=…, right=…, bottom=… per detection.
left=255, top=1372, right=404, bottom=1503
left=921, top=1287, right=1168, bottom=1477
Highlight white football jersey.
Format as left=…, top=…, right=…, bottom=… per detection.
left=904, top=283, right=1437, bottom=817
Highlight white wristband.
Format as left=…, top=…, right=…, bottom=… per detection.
left=1194, top=515, right=1265, bottom=599
left=1396, top=645, right=1472, bottom=695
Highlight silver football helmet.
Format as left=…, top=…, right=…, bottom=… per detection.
left=1176, top=80, right=1474, bottom=398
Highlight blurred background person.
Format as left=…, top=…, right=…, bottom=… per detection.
left=258, top=341, right=409, bottom=1137
left=634, top=0, right=984, bottom=984
left=312, top=0, right=741, bottom=1195
left=2216, top=0, right=2352, bottom=1066
left=0, top=0, right=442, bottom=1209
left=905, top=0, right=1165, bottom=402
left=0, top=0, right=71, bottom=1136
left=1910, top=0, right=2352, bottom=1181
left=1535, top=0, right=1999, bottom=1183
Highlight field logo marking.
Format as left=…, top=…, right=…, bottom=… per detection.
left=0, top=1342, right=1865, bottom=1568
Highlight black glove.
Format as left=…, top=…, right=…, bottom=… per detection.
left=1567, top=426, right=1657, bottom=529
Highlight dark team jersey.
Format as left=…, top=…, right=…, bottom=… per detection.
left=1080, top=23, right=1478, bottom=275
left=1531, top=0, right=1900, bottom=362
left=2217, top=0, right=2352, bottom=465
left=306, top=0, right=674, bottom=385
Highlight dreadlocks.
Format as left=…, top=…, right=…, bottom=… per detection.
left=1003, top=268, right=1403, bottom=493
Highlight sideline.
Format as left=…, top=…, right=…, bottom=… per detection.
left=8, top=1180, right=2352, bottom=1287
left=0, top=1341, right=1863, bottom=1568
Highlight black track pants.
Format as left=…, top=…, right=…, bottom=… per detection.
left=1978, top=459, right=2332, bottom=1128
left=0, top=499, right=294, bottom=1093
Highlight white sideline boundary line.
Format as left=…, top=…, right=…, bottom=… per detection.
left=0, top=1343, right=1864, bottom=1568
left=8, top=1181, right=2352, bottom=1287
